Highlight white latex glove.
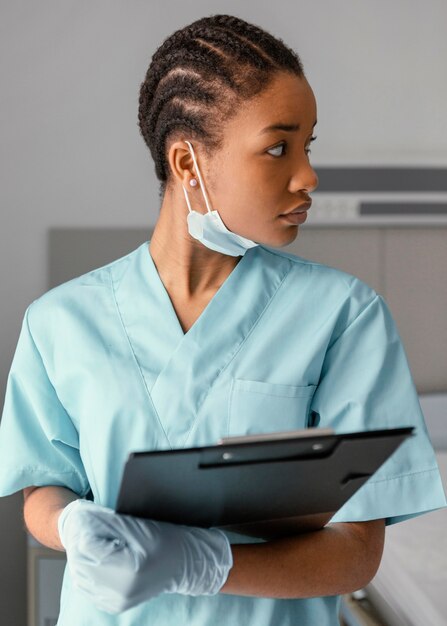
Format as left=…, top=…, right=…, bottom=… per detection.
left=57, top=499, right=233, bottom=613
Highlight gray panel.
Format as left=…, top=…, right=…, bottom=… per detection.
left=0, top=494, right=27, bottom=626
left=315, top=168, right=447, bottom=192
left=360, top=202, right=447, bottom=215
left=49, top=228, right=384, bottom=296
left=48, top=228, right=152, bottom=288
left=383, top=228, right=447, bottom=392
left=283, top=228, right=383, bottom=294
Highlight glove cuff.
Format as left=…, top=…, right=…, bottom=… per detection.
left=57, top=498, right=90, bottom=549
left=201, top=528, right=234, bottom=595
left=176, top=526, right=234, bottom=597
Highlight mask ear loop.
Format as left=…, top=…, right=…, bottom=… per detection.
left=182, top=184, right=194, bottom=214
left=184, top=140, right=213, bottom=215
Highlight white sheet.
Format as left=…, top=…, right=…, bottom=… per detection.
left=366, top=451, right=447, bottom=626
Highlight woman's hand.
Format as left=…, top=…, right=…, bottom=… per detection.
left=57, top=499, right=233, bottom=614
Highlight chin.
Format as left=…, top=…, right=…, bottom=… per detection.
left=278, top=226, right=301, bottom=246
left=256, top=229, right=300, bottom=249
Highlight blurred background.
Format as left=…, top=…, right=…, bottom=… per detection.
left=1, top=1, right=446, bottom=624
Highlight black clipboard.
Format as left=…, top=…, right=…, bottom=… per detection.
left=115, top=426, right=414, bottom=539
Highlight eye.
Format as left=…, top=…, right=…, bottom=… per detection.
left=306, top=135, right=318, bottom=156
left=266, top=142, right=287, bottom=157
left=266, top=135, right=318, bottom=158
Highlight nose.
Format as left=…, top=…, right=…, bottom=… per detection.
left=289, top=159, right=319, bottom=195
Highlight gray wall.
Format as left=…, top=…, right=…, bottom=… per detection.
left=1, top=1, right=446, bottom=623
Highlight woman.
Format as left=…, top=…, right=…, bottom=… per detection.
left=0, top=13, right=445, bottom=626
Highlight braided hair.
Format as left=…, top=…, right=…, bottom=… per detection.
left=138, top=14, right=306, bottom=200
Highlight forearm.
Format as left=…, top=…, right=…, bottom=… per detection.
left=22, top=490, right=380, bottom=600
left=220, top=522, right=378, bottom=599
left=23, top=486, right=79, bottom=551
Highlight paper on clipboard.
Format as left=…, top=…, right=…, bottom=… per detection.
left=217, top=427, right=335, bottom=445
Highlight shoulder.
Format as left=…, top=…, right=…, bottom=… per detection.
left=26, top=243, right=142, bottom=335
left=257, top=244, right=379, bottom=311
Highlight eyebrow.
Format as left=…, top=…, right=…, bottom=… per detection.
left=258, top=120, right=318, bottom=135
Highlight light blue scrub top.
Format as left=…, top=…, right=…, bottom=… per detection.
left=0, top=240, right=446, bottom=626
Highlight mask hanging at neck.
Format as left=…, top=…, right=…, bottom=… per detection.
left=181, top=140, right=259, bottom=257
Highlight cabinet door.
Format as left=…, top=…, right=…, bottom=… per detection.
left=28, top=545, right=66, bottom=626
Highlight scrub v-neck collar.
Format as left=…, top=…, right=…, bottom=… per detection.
left=112, top=240, right=293, bottom=448
left=146, top=242, right=245, bottom=338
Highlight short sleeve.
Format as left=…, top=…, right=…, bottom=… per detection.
left=0, top=303, right=90, bottom=498
left=310, top=289, right=447, bottom=526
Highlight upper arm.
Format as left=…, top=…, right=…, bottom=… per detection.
left=0, top=304, right=90, bottom=499
left=312, top=291, right=445, bottom=526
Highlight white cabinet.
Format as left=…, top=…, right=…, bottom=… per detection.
left=28, top=536, right=66, bottom=626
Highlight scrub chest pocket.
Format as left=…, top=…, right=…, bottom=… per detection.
left=228, top=379, right=317, bottom=437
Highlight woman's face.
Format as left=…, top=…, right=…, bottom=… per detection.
left=202, top=71, right=319, bottom=248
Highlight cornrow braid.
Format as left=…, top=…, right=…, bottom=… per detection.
left=138, top=14, right=305, bottom=199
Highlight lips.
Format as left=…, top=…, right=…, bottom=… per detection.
left=281, top=201, right=312, bottom=215
left=279, top=211, right=308, bottom=225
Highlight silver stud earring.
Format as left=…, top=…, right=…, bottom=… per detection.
left=189, top=178, right=198, bottom=187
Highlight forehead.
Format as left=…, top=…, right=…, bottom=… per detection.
left=230, top=72, right=317, bottom=134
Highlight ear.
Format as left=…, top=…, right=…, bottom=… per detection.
left=167, top=139, right=197, bottom=187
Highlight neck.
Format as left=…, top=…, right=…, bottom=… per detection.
left=149, top=191, right=241, bottom=299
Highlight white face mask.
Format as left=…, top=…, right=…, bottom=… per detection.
left=181, top=140, right=259, bottom=257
